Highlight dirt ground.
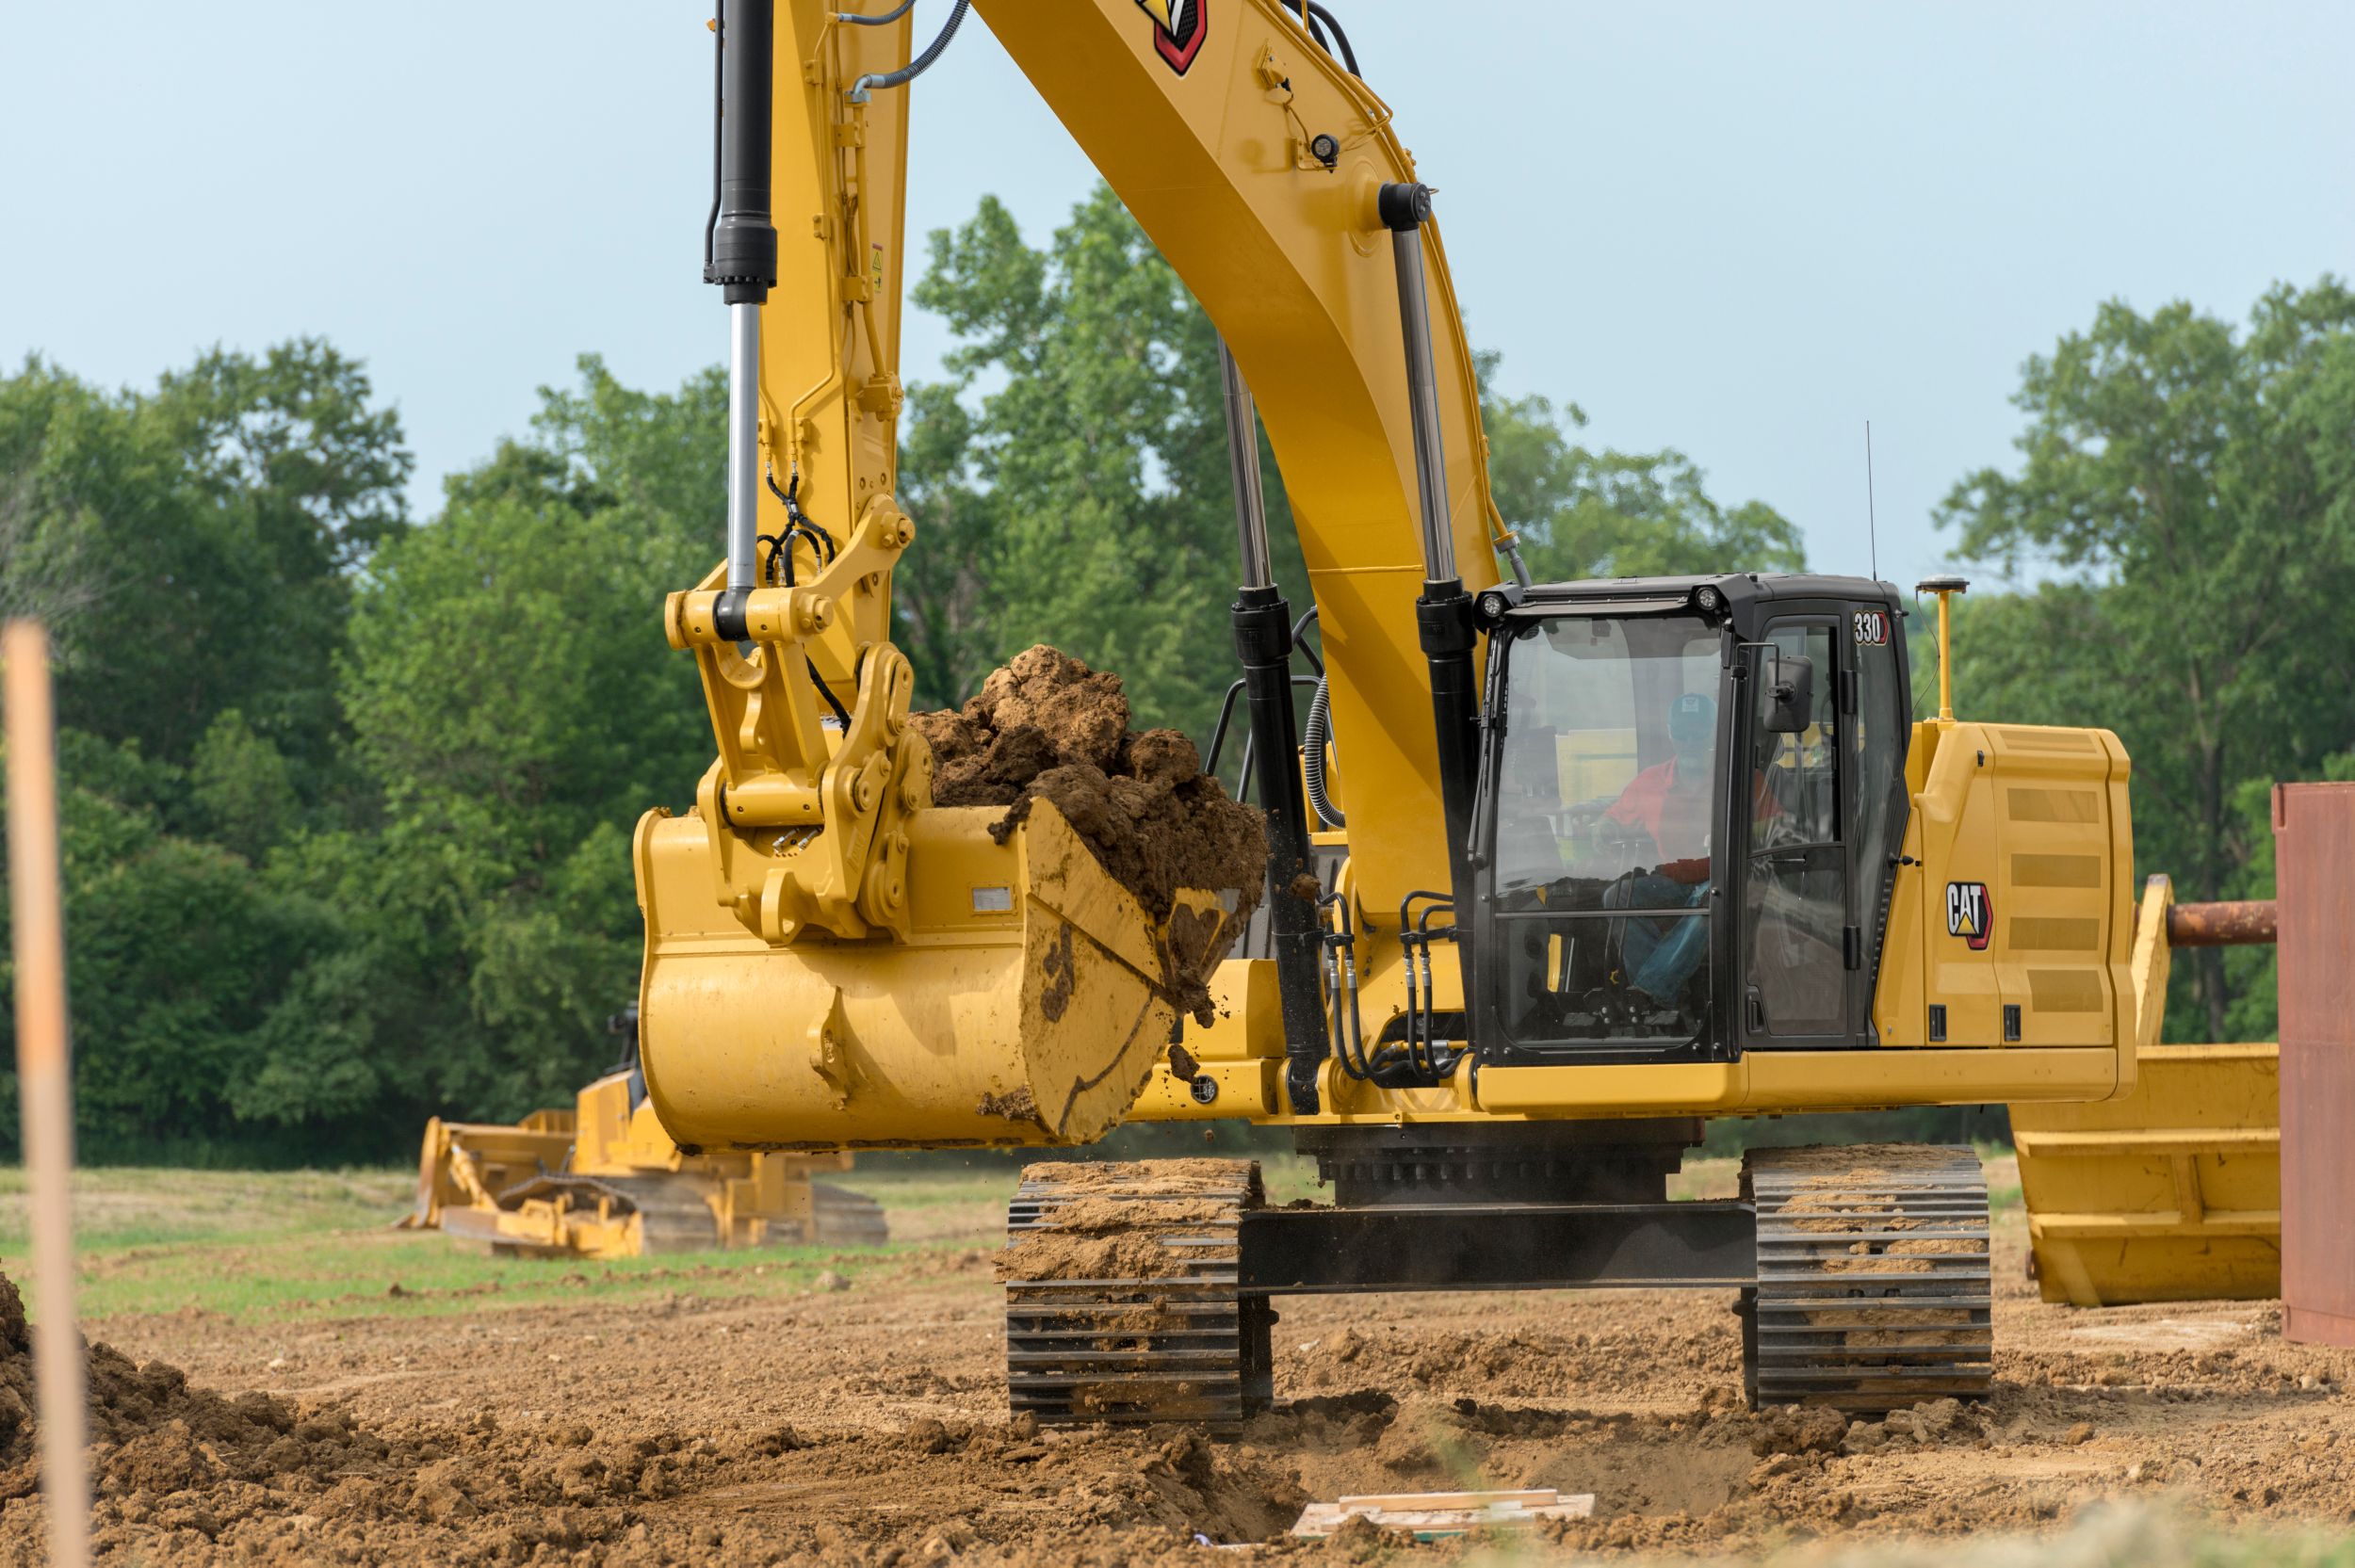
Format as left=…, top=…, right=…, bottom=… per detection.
left=4, top=1164, right=2350, bottom=1566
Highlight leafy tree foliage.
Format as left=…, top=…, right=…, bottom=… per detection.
left=900, top=186, right=1310, bottom=739
left=1481, top=361, right=1806, bottom=582
left=1932, top=278, right=2355, bottom=1041
left=897, top=187, right=1796, bottom=744
left=319, top=357, right=723, bottom=1118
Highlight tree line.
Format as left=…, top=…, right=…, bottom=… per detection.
left=0, top=184, right=2346, bottom=1161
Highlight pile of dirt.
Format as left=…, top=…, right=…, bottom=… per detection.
left=911, top=646, right=1269, bottom=1022
left=0, top=1269, right=382, bottom=1511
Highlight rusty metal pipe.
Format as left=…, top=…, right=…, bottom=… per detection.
left=2167, top=900, right=2278, bottom=948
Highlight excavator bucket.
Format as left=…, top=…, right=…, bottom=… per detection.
left=635, top=798, right=1231, bottom=1151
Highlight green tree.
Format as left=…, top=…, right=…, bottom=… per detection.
left=324, top=361, right=723, bottom=1119
left=0, top=344, right=412, bottom=1158
left=1936, top=279, right=2355, bottom=1040
left=0, top=341, right=409, bottom=787
left=904, top=186, right=1309, bottom=741
left=899, top=187, right=1799, bottom=743
left=1482, top=365, right=1807, bottom=581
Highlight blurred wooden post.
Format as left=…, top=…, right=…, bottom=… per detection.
left=3, top=622, right=89, bottom=1568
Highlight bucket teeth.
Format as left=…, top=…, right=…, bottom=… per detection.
left=1742, top=1145, right=1994, bottom=1414
left=1000, top=1161, right=1271, bottom=1431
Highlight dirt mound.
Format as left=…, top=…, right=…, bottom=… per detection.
left=0, top=1270, right=384, bottom=1511
left=911, top=646, right=1269, bottom=1023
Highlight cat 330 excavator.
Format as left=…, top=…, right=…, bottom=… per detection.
left=630, top=0, right=2136, bottom=1424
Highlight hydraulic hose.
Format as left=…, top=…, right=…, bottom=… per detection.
left=836, top=0, right=918, bottom=23
left=1303, top=677, right=1344, bottom=829
left=848, top=0, right=968, bottom=101
left=1305, top=3, right=1360, bottom=76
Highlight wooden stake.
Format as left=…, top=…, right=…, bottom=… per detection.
left=4, top=622, right=89, bottom=1568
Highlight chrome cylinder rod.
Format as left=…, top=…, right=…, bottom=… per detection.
left=1218, top=337, right=1274, bottom=590
left=726, top=301, right=762, bottom=591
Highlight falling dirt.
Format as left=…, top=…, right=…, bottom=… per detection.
left=910, top=645, right=1270, bottom=1023
left=11, top=1177, right=2355, bottom=1564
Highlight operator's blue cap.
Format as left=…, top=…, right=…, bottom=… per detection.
left=1668, top=691, right=1714, bottom=744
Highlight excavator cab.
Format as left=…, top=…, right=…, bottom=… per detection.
left=1472, top=574, right=1914, bottom=1068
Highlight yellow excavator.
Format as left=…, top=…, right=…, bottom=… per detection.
left=630, top=0, right=2136, bottom=1420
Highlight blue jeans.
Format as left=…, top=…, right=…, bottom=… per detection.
left=1604, top=874, right=1710, bottom=1000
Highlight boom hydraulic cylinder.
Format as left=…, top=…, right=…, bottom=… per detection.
left=1383, top=182, right=1482, bottom=1028
left=1219, top=339, right=1325, bottom=1115
left=705, top=0, right=779, bottom=639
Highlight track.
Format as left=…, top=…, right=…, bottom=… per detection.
left=1744, top=1143, right=1994, bottom=1412
left=808, top=1179, right=892, bottom=1246
left=1000, top=1159, right=1271, bottom=1429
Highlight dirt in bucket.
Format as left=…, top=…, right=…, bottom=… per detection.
left=908, top=646, right=1268, bottom=1023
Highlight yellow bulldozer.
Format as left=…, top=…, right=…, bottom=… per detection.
left=403, top=1008, right=886, bottom=1258
left=597, top=0, right=2157, bottom=1420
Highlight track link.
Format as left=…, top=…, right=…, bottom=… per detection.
left=1001, top=1159, right=1270, bottom=1429
left=1743, top=1144, right=1993, bottom=1413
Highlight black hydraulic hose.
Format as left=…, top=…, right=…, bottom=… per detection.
left=1290, top=605, right=1324, bottom=677
left=848, top=0, right=968, bottom=99
left=1303, top=677, right=1344, bottom=828
left=703, top=1, right=726, bottom=268
left=1304, top=2, right=1360, bottom=77
left=837, top=0, right=918, bottom=22
left=807, top=658, right=853, bottom=726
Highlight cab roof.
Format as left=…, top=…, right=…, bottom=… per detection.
left=1519, top=573, right=1900, bottom=608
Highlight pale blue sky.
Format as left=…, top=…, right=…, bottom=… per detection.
left=4, top=3, right=2349, bottom=596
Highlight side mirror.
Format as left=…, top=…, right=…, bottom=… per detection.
left=1763, top=653, right=1815, bottom=735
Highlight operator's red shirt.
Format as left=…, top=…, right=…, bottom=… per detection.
left=1605, top=759, right=1711, bottom=869
left=1605, top=759, right=1783, bottom=883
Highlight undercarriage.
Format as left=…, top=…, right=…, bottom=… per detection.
left=1000, top=1131, right=1990, bottom=1427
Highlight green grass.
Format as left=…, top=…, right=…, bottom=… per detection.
left=0, top=1165, right=979, bottom=1328
left=0, top=1147, right=2026, bottom=1331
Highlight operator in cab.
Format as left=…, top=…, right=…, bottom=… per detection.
left=1598, top=691, right=1716, bottom=1003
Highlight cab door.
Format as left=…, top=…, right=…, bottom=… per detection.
left=1736, top=614, right=1865, bottom=1046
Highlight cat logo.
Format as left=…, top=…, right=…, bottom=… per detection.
left=1134, top=0, right=1207, bottom=74
left=1946, top=881, right=1993, bottom=951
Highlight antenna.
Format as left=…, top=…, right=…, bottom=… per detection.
left=1864, top=420, right=1880, bottom=584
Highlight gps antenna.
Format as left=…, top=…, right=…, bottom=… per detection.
left=1865, top=420, right=1880, bottom=585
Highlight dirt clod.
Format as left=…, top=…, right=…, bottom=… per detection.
left=910, top=646, right=1269, bottom=1023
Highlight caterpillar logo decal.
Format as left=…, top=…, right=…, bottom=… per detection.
left=1946, top=881, right=1992, bottom=950
left=1134, top=0, right=1207, bottom=74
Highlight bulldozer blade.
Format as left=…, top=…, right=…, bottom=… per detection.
left=636, top=798, right=1231, bottom=1151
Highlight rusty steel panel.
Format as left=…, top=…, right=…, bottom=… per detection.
left=2167, top=899, right=2280, bottom=948
left=2276, top=783, right=2355, bottom=1347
